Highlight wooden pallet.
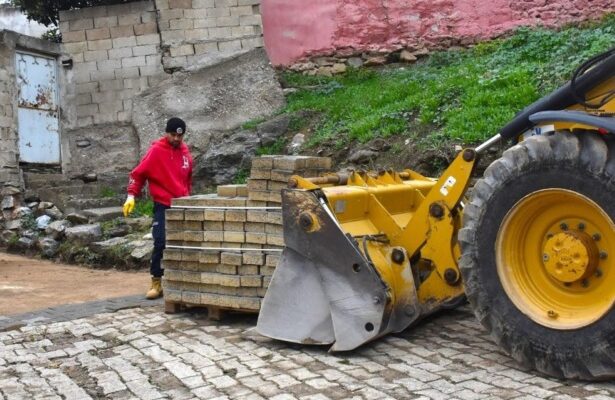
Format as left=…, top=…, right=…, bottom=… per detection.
left=164, top=300, right=258, bottom=321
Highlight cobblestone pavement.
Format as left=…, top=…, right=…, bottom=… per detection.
left=1, top=304, right=614, bottom=400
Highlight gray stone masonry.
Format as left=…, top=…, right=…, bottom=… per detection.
left=1, top=304, right=614, bottom=399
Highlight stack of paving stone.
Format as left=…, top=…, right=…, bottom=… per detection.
left=162, top=155, right=332, bottom=317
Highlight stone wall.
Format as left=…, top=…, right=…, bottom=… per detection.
left=156, top=0, right=263, bottom=70
left=261, top=0, right=615, bottom=66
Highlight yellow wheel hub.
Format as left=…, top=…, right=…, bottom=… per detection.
left=496, top=189, right=615, bottom=330
left=542, top=231, right=598, bottom=283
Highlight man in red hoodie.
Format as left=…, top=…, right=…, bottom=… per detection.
left=123, top=117, right=193, bottom=299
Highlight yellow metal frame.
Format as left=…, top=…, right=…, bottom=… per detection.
left=292, top=151, right=477, bottom=315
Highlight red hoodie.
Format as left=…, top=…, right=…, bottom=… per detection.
left=127, top=138, right=193, bottom=206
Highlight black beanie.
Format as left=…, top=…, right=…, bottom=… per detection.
left=165, top=117, right=186, bottom=134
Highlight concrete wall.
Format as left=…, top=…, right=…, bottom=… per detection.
left=57, top=0, right=265, bottom=179
left=262, top=0, right=615, bottom=66
left=59, top=1, right=165, bottom=129
left=0, top=31, right=62, bottom=188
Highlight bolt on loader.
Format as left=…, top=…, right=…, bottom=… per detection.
left=256, top=47, right=615, bottom=380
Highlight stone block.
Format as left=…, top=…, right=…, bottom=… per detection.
left=134, top=22, right=158, bottom=36
left=200, top=293, right=260, bottom=310
left=265, top=223, right=283, bottom=235
left=182, top=231, right=202, bottom=242
left=77, top=104, right=99, bottom=117
left=199, top=250, right=220, bottom=264
left=266, top=211, right=283, bottom=225
left=217, top=264, right=237, bottom=274
left=238, top=0, right=259, bottom=4
left=269, top=191, right=282, bottom=203
left=184, top=8, right=208, bottom=19
left=115, top=67, right=140, bottom=79
left=170, top=44, right=195, bottom=57
left=184, top=209, right=205, bottom=221
left=225, top=209, right=246, bottom=222
left=223, top=221, right=244, bottom=232
left=203, top=231, right=223, bottom=242
left=156, top=0, right=170, bottom=10
left=268, top=181, right=288, bottom=192
left=203, top=221, right=223, bottom=230
left=215, top=0, right=237, bottom=7
left=242, top=252, right=264, bottom=266
left=246, top=179, right=267, bottom=191
left=245, top=232, right=266, bottom=244
left=240, top=275, right=262, bottom=287
left=193, top=0, right=215, bottom=6
left=165, top=289, right=182, bottom=302
left=247, top=190, right=269, bottom=202
left=265, top=253, right=280, bottom=267
left=91, top=69, right=116, bottom=81
left=232, top=25, right=255, bottom=37
left=166, top=230, right=183, bottom=241
left=221, top=252, right=242, bottom=265
left=70, top=18, right=94, bottom=31
left=97, top=59, right=122, bottom=71
left=194, top=41, right=218, bottom=54
left=87, top=39, right=113, bottom=51
left=86, top=27, right=111, bottom=40
left=230, top=5, right=253, bottom=16
left=110, top=25, right=135, bottom=38
left=166, top=220, right=184, bottom=230
left=224, top=231, right=245, bottom=243
left=159, top=9, right=184, bottom=20
left=249, top=168, right=270, bottom=180
left=94, top=16, right=118, bottom=28
left=184, top=220, right=202, bottom=230
left=122, top=56, right=147, bottom=68
left=182, top=290, right=201, bottom=304
left=184, top=29, right=210, bottom=41
left=165, top=209, right=185, bottom=220
left=241, top=36, right=263, bottom=49
left=251, top=156, right=274, bottom=169
left=108, top=46, right=133, bottom=59
left=247, top=210, right=267, bottom=223
left=216, top=16, right=240, bottom=27
left=209, top=27, right=232, bottom=39
left=118, top=13, right=141, bottom=26
left=244, top=222, right=264, bottom=232
left=113, top=36, right=137, bottom=48
left=239, top=14, right=261, bottom=26
left=204, top=209, right=225, bottom=221
left=63, top=30, right=86, bottom=43
left=140, top=65, right=164, bottom=77
left=146, top=54, right=162, bottom=65
left=164, top=249, right=183, bottom=261
left=63, top=41, right=88, bottom=54
left=137, top=33, right=161, bottom=45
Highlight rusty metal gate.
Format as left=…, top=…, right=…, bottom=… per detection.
left=16, top=51, right=60, bottom=164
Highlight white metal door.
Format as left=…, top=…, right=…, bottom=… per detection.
left=16, top=51, right=60, bottom=164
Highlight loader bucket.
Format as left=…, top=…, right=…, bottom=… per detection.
left=257, top=189, right=420, bottom=351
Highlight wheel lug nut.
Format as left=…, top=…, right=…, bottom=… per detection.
left=595, top=269, right=603, bottom=278
left=600, top=251, right=608, bottom=260
left=593, top=233, right=602, bottom=241
left=547, top=310, right=558, bottom=319
left=578, top=222, right=586, bottom=230
left=582, top=279, right=589, bottom=288
left=560, top=222, right=568, bottom=231
left=564, top=282, right=572, bottom=287
left=543, top=253, right=550, bottom=262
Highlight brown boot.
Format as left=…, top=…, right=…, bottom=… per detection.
left=146, top=277, right=163, bottom=299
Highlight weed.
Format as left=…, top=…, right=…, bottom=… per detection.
left=99, top=187, right=117, bottom=198
left=256, top=137, right=287, bottom=156
left=233, top=168, right=249, bottom=185
left=132, top=199, right=153, bottom=217
left=242, top=117, right=266, bottom=130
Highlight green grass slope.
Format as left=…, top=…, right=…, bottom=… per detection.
left=280, top=16, right=615, bottom=147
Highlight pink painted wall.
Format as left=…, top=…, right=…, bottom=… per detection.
left=262, top=0, right=615, bottom=66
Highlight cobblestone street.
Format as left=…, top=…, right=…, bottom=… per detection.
left=1, top=304, right=614, bottom=400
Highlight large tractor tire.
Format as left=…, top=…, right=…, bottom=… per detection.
left=459, top=132, right=615, bottom=380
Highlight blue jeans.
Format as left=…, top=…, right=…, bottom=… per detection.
left=151, top=202, right=169, bottom=278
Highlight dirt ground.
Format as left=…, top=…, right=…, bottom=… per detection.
left=0, top=252, right=150, bottom=316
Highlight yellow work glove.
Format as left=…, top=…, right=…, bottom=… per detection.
left=123, top=195, right=135, bottom=217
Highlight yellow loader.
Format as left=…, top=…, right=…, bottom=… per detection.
left=256, top=47, right=615, bottom=380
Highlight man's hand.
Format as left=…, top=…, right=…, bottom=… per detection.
left=123, top=195, right=135, bottom=217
